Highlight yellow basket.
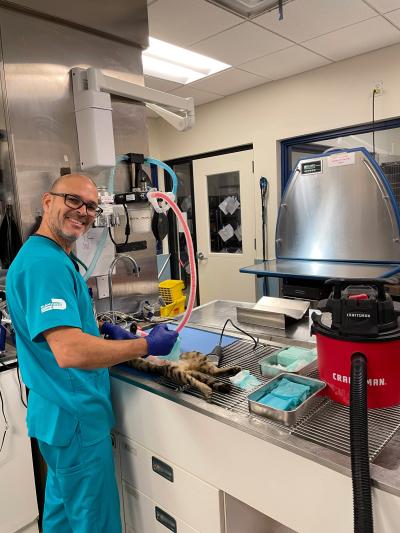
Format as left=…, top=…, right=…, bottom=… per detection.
left=159, top=279, right=185, bottom=304
left=160, top=296, right=186, bottom=317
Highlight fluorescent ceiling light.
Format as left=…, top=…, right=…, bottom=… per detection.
left=143, top=37, right=230, bottom=85
left=207, top=0, right=293, bottom=18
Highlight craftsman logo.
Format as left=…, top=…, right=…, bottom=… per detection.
left=347, top=313, right=371, bottom=318
left=333, top=373, right=386, bottom=386
left=41, top=298, right=67, bottom=313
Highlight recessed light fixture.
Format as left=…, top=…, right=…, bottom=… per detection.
left=206, top=0, right=292, bottom=19
left=142, top=37, right=231, bottom=85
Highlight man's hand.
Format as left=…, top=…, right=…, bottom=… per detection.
left=43, top=326, right=148, bottom=369
left=145, top=324, right=178, bottom=356
left=101, top=322, right=137, bottom=340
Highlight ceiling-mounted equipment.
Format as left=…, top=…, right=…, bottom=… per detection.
left=71, top=67, right=195, bottom=171
left=207, top=0, right=292, bottom=19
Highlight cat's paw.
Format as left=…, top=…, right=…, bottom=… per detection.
left=213, top=382, right=232, bottom=393
left=221, top=365, right=242, bottom=376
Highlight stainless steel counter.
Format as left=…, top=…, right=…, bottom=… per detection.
left=183, top=299, right=316, bottom=347
left=111, top=300, right=400, bottom=498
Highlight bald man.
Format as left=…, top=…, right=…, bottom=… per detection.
left=6, top=174, right=177, bottom=532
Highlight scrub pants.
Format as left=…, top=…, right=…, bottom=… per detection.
left=38, top=430, right=122, bottom=533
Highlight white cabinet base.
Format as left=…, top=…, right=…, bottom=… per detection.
left=16, top=519, right=39, bottom=533
left=224, top=493, right=296, bottom=533
left=0, top=367, right=38, bottom=533
left=119, top=435, right=223, bottom=533
left=112, top=377, right=400, bottom=533
left=123, top=482, right=199, bottom=533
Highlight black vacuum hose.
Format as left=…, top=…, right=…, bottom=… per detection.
left=350, top=352, right=374, bottom=533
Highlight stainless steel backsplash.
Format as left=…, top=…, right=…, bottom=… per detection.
left=0, top=3, right=159, bottom=312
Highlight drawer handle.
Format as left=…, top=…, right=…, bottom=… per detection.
left=152, top=456, right=174, bottom=483
left=155, top=506, right=177, bottom=532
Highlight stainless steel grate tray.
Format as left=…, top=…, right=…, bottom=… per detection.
left=292, top=398, right=400, bottom=460
left=155, top=340, right=400, bottom=460
left=156, top=340, right=277, bottom=413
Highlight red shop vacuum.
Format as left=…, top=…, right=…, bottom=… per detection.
left=311, top=279, right=400, bottom=533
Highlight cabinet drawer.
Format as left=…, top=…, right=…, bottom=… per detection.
left=123, top=482, right=199, bottom=533
left=120, top=436, right=223, bottom=533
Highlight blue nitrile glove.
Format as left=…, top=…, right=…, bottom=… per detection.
left=101, top=322, right=138, bottom=340
left=145, top=324, right=179, bottom=356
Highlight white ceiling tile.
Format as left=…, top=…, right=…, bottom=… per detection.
left=171, top=86, right=224, bottom=106
left=254, top=0, right=377, bottom=42
left=240, top=45, right=331, bottom=80
left=385, top=8, right=400, bottom=27
left=363, top=0, right=400, bottom=14
left=189, top=68, right=269, bottom=96
left=303, top=16, right=400, bottom=61
left=144, top=75, right=183, bottom=92
left=148, top=0, right=242, bottom=47
left=190, top=22, right=292, bottom=66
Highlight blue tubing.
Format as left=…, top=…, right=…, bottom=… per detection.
left=84, top=155, right=129, bottom=280
left=84, top=227, right=108, bottom=280
left=145, top=157, right=178, bottom=197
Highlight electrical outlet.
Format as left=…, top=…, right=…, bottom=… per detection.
left=96, top=275, right=109, bottom=299
left=373, top=81, right=383, bottom=96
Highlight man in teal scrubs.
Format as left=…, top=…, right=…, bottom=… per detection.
left=6, top=174, right=178, bottom=532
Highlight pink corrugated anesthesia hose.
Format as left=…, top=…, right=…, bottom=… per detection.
left=147, top=190, right=197, bottom=333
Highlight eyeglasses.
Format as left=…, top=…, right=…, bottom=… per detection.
left=49, top=193, right=103, bottom=216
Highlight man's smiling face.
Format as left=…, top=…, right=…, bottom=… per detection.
left=42, top=175, right=99, bottom=247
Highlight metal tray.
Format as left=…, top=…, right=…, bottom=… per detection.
left=247, top=374, right=326, bottom=426
left=236, top=296, right=309, bottom=330
left=258, top=350, right=317, bottom=378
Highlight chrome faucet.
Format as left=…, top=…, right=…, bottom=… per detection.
left=108, top=254, right=140, bottom=319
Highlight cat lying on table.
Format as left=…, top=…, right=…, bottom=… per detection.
left=127, top=351, right=242, bottom=401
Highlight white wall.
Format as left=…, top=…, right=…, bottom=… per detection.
left=148, top=42, right=400, bottom=261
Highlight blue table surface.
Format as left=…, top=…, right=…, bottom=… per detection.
left=115, top=325, right=237, bottom=374
left=164, top=324, right=237, bottom=354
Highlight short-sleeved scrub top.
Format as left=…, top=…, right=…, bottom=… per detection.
left=6, top=235, right=115, bottom=447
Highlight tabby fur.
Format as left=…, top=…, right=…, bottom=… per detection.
left=127, top=351, right=241, bottom=400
